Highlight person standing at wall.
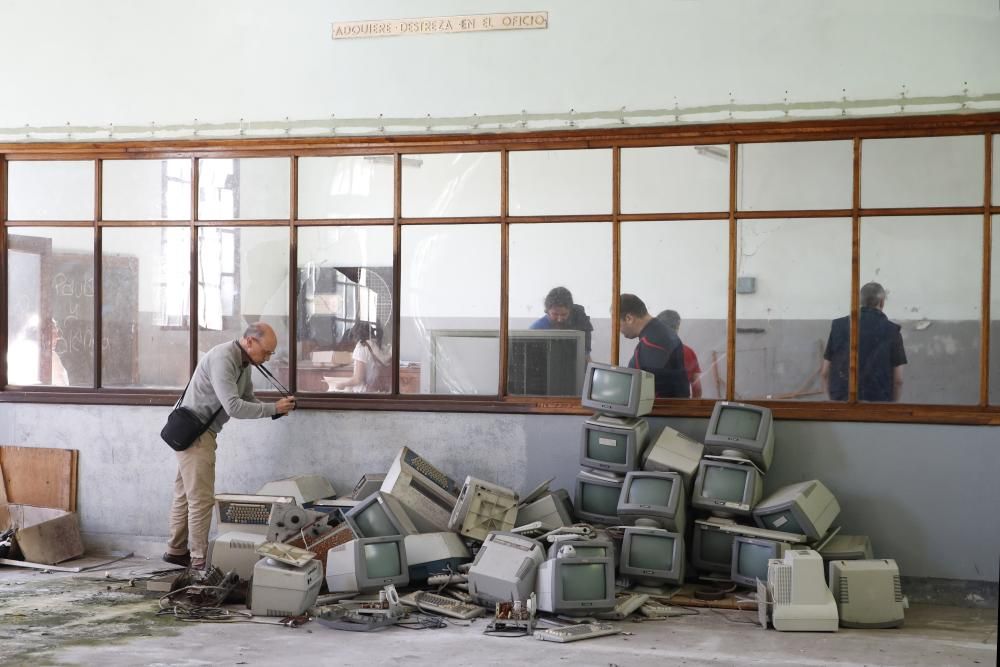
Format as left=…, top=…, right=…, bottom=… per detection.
left=619, top=294, right=690, bottom=398
left=529, top=286, right=594, bottom=362
left=656, top=309, right=702, bottom=398
left=821, top=282, right=907, bottom=402
left=163, top=322, right=296, bottom=570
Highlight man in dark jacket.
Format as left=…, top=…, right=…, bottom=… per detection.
left=619, top=293, right=690, bottom=398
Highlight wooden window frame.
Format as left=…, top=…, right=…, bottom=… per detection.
left=1, top=112, right=999, bottom=425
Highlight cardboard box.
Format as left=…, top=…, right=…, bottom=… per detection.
left=0, top=504, right=85, bottom=565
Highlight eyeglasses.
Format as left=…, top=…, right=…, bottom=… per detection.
left=253, top=338, right=276, bottom=358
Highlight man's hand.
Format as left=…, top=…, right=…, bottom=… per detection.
left=276, top=396, right=296, bottom=414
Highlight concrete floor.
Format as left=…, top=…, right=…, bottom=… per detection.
left=0, top=557, right=995, bottom=667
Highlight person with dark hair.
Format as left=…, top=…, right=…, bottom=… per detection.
left=335, top=321, right=390, bottom=393
left=656, top=309, right=702, bottom=398
left=529, top=286, right=594, bottom=360
left=619, top=294, right=690, bottom=398
left=164, top=322, right=295, bottom=570
left=821, top=281, right=907, bottom=402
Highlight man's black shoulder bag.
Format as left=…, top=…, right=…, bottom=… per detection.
left=160, top=377, right=224, bottom=452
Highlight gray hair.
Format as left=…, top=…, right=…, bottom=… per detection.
left=657, top=309, right=681, bottom=331
left=860, top=282, right=886, bottom=309
left=243, top=322, right=268, bottom=341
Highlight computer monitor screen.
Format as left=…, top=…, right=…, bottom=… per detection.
left=717, top=407, right=761, bottom=439
left=364, top=540, right=403, bottom=579
left=561, top=561, right=610, bottom=601
left=580, top=362, right=654, bottom=418
left=617, top=471, right=684, bottom=532
left=575, top=473, right=624, bottom=524
left=579, top=415, right=649, bottom=474
left=690, top=459, right=762, bottom=517
left=692, top=522, right=736, bottom=573
left=732, top=536, right=786, bottom=587
left=703, top=401, right=775, bottom=472
left=344, top=492, right=416, bottom=538
left=619, top=527, right=684, bottom=587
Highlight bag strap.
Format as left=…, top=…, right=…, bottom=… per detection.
left=176, top=357, right=246, bottom=429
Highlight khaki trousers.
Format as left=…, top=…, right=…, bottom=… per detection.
left=166, top=430, right=217, bottom=560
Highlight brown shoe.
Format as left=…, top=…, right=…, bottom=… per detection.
left=162, top=552, right=191, bottom=567
left=190, top=557, right=207, bottom=570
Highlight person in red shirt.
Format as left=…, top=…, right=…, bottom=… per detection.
left=657, top=309, right=702, bottom=398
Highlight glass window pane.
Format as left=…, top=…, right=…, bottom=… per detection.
left=198, top=158, right=290, bottom=220
left=620, top=220, right=729, bottom=399
left=509, top=222, right=611, bottom=396
left=991, top=216, right=1000, bottom=404
left=198, top=227, right=289, bottom=392
left=102, top=159, right=191, bottom=220
left=102, top=227, right=190, bottom=388
left=861, top=215, right=981, bottom=405
left=7, top=228, right=95, bottom=387
left=736, top=218, right=852, bottom=402
left=402, top=224, right=499, bottom=394
left=298, top=156, right=393, bottom=219
left=993, top=135, right=999, bottom=205
left=7, top=161, right=94, bottom=220
left=621, top=145, right=729, bottom=213
left=861, top=136, right=984, bottom=208
left=739, top=141, right=853, bottom=211
left=509, top=149, right=611, bottom=215
left=297, top=226, right=393, bottom=393
left=402, top=153, right=500, bottom=218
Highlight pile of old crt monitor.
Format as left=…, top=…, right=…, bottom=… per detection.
left=203, top=361, right=903, bottom=631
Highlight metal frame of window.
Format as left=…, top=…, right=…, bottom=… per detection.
left=1, top=111, right=999, bottom=424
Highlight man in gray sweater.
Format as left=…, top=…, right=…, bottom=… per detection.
left=163, top=322, right=296, bottom=569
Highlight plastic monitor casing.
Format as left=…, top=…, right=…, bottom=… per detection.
left=619, top=526, right=685, bottom=587
left=546, top=538, right=615, bottom=564
left=828, top=559, right=905, bottom=628
left=515, top=490, right=574, bottom=531
left=617, top=471, right=686, bottom=533
left=448, top=476, right=519, bottom=541
left=703, top=401, right=775, bottom=472
left=753, top=480, right=841, bottom=541
left=324, top=535, right=410, bottom=594
left=730, top=536, right=790, bottom=587
left=641, top=425, right=704, bottom=491
left=574, top=470, right=625, bottom=525
left=580, top=362, right=655, bottom=418
left=256, top=475, right=337, bottom=506
left=209, top=531, right=266, bottom=581
left=250, top=558, right=323, bottom=617
left=351, top=473, right=386, bottom=500
left=343, top=491, right=419, bottom=538
left=767, top=549, right=839, bottom=632
left=467, top=531, right=546, bottom=606
left=690, top=457, right=763, bottom=518
left=380, top=447, right=460, bottom=533
left=403, top=532, right=472, bottom=583
left=579, top=415, right=650, bottom=474
left=819, top=534, right=873, bottom=562
left=535, top=556, right=616, bottom=616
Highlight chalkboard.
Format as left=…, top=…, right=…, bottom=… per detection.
left=50, top=252, right=138, bottom=386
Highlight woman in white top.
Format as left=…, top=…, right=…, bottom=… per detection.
left=334, top=322, right=390, bottom=393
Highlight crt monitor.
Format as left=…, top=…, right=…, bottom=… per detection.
left=691, top=520, right=738, bottom=574
left=731, top=536, right=789, bottom=587
left=616, top=471, right=686, bottom=532
left=752, top=480, right=840, bottom=541
left=579, top=415, right=650, bottom=474
left=690, top=457, right=763, bottom=518
left=547, top=538, right=615, bottom=562
left=324, top=535, right=410, bottom=594
left=535, top=557, right=616, bottom=616
left=619, top=526, right=685, bottom=588
left=580, top=362, right=655, bottom=418
left=343, top=491, right=418, bottom=538
left=507, top=329, right=587, bottom=396
left=574, top=471, right=625, bottom=525
left=703, top=401, right=775, bottom=472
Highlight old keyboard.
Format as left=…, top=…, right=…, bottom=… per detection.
left=533, top=622, right=619, bottom=643
left=596, top=592, right=650, bottom=620
left=398, top=590, right=485, bottom=620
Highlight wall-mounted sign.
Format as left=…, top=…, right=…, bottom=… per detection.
left=332, top=12, right=548, bottom=39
